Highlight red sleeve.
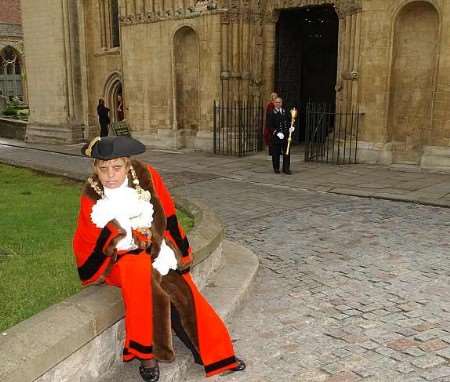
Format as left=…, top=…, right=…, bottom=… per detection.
left=147, top=166, right=193, bottom=268
left=72, top=195, right=122, bottom=285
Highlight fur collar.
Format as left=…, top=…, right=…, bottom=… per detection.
left=83, top=160, right=165, bottom=259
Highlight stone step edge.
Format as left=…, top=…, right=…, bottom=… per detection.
left=0, top=198, right=224, bottom=382
left=97, top=239, right=260, bottom=382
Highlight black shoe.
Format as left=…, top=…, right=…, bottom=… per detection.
left=274, top=169, right=280, bottom=174
left=283, top=170, right=292, bottom=175
left=139, top=362, right=159, bottom=382
left=221, top=358, right=246, bottom=377
left=231, top=358, right=246, bottom=371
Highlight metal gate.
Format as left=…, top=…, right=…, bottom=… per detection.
left=213, top=100, right=264, bottom=156
left=305, top=103, right=361, bottom=164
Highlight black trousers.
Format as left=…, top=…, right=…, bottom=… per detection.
left=100, top=122, right=109, bottom=137
left=271, top=142, right=290, bottom=172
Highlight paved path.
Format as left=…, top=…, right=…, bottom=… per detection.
left=180, top=179, right=450, bottom=382
left=1, top=138, right=450, bottom=208
left=1, top=139, right=450, bottom=381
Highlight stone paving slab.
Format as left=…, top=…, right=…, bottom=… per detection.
left=179, top=178, right=450, bottom=382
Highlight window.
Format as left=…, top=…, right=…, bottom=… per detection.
left=99, top=0, right=120, bottom=49
left=111, top=0, right=120, bottom=48
left=0, top=46, right=23, bottom=99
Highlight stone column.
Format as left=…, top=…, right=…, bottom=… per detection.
left=261, top=15, right=277, bottom=103
left=22, top=0, right=84, bottom=143
left=335, top=5, right=361, bottom=113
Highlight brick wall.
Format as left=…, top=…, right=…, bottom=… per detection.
left=0, top=0, right=22, bottom=25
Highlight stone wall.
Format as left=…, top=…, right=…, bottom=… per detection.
left=18, top=0, right=450, bottom=168
left=0, top=0, right=22, bottom=25
left=119, top=11, right=222, bottom=150
left=0, top=23, right=22, bottom=38
left=22, top=0, right=84, bottom=144
left=0, top=117, right=26, bottom=140
left=356, top=0, right=450, bottom=168
left=83, top=0, right=122, bottom=138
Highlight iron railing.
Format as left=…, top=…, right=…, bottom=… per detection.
left=213, top=99, right=264, bottom=156
left=305, top=103, right=361, bottom=164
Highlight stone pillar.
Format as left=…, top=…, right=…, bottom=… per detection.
left=261, top=15, right=277, bottom=104
left=335, top=5, right=361, bottom=114
left=22, top=0, right=84, bottom=143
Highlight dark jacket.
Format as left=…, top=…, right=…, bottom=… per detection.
left=267, top=108, right=290, bottom=146
left=97, top=104, right=110, bottom=124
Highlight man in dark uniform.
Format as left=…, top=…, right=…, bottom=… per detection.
left=267, top=97, right=294, bottom=174
left=97, top=98, right=111, bottom=137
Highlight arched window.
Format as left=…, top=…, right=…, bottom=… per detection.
left=0, top=46, right=23, bottom=99
left=99, top=0, right=120, bottom=49
left=110, top=0, right=120, bottom=48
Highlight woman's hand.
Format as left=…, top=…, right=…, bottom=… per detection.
left=132, top=228, right=152, bottom=250
left=104, top=219, right=127, bottom=257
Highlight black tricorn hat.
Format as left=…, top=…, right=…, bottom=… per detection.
left=81, top=136, right=146, bottom=160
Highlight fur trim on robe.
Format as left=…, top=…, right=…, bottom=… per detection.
left=74, top=161, right=237, bottom=373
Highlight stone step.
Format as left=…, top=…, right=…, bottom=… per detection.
left=97, top=239, right=259, bottom=382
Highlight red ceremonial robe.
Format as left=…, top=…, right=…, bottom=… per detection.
left=73, top=160, right=239, bottom=376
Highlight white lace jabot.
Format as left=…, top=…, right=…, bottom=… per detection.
left=90, top=177, right=177, bottom=275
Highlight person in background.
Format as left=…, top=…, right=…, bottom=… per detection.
left=117, top=94, right=124, bottom=121
left=266, top=97, right=294, bottom=174
left=97, top=98, right=110, bottom=137
left=73, top=136, right=246, bottom=382
left=263, top=92, right=278, bottom=154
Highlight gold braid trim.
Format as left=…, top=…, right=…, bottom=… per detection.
left=85, top=137, right=101, bottom=157
left=88, top=176, right=104, bottom=198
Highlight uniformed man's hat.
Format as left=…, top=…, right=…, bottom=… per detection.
left=81, top=136, right=145, bottom=160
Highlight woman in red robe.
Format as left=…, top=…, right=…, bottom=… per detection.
left=73, top=136, right=245, bottom=382
left=264, top=92, right=278, bottom=152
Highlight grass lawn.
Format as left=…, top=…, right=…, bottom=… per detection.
left=0, top=164, right=193, bottom=332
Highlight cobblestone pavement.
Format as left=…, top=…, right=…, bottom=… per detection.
left=1, top=141, right=450, bottom=381
left=177, top=178, right=450, bottom=382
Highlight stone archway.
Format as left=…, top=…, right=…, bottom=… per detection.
left=174, top=26, right=200, bottom=148
left=387, top=1, right=439, bottom=164
left=104, top=72, right=123, bottom=123
left=262, top=0, right=362, bottom=115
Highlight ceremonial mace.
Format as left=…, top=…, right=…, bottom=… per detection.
left=285, top=107, right=298, bottom=155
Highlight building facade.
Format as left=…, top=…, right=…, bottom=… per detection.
left=0, top=0, right=25, bottom=101
left=21, top=0, right=450, bottom=169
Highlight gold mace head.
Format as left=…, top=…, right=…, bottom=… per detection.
left=290, top=107, right=298, bottom=120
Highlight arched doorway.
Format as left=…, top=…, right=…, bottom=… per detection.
left=388, top=1, right=439, bottom=164
left=104, top=72, right=124, bottom=123
left=174, top=26, right=200, bottom=147
left=0, top=46, right=23, bottom=99
left=275, top=5, right=339, bottom=142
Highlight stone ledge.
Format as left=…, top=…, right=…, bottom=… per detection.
left=0, top=198, right=224, bottom=382
left=0, top=117, right=27, bottom=140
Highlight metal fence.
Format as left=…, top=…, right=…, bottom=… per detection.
left=305, top=103, right=361, bottom=164
left=213, top=100, right=264, bottom=156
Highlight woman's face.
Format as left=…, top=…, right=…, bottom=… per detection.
left=94, top=158, right=130, bottom=189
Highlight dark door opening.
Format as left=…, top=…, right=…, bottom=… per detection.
left=275, top=5, right=339, bottom=143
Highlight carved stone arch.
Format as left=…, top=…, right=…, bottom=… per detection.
left=173, top=25, right=200, bottom=148
left=103, top=71, right=123, bottom=122
left=390, top=0, right=441, bottom=20
left=387, top=1, right=440, bottom=164
left=263, top=0, right=361, bottom=17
